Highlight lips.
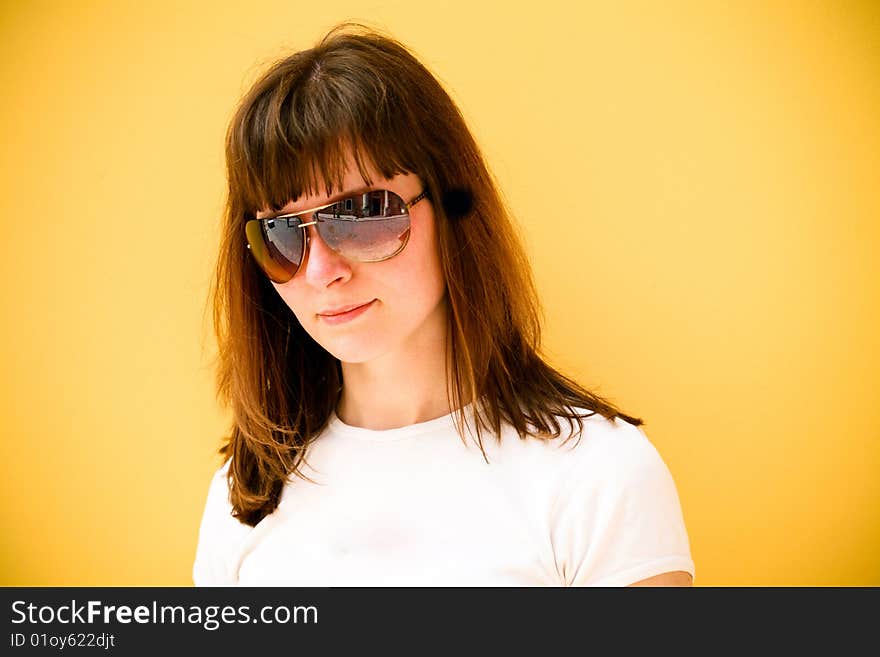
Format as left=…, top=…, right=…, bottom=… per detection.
left=316, top=299, right=377, bottom=326
left=318, top=300, right=375, bottom=316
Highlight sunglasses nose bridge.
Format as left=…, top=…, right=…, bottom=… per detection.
left=289, top=206, right=323, bottom=268
left=296, top=220, right=356, bottom=286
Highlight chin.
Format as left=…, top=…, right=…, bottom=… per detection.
left=314, top=335, right=389, bottom=364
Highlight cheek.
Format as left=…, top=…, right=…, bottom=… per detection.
left=410, top=208, right=445, bottom=281
left=271, top=283, right=312, bottom=325
left=389, top=225, right=445, bottom=305
left=411, top=255, right=446, bottom=305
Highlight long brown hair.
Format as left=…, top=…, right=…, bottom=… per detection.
left=207, top=22, right=643, bottom=526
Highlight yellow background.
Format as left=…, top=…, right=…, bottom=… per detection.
left=1, top=0, right=877, bottom=586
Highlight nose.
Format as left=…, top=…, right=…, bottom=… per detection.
left=301, top=223, right=353, bottom=289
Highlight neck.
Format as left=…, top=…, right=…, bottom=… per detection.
left=335, top=299, right=455, bottom=430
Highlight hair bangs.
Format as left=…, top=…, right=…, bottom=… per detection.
left=227, top=57, right=417, bottom=218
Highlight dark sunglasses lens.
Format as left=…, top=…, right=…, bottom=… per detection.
left=315, top=190, right=411, bottom=261
left=245, top=218, right=303, bottom=283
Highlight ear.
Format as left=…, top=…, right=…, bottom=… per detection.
left=440, top=188, right=473, bottom=220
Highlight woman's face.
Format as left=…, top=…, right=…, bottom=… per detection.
left=259, top=155, right=448, bottom=365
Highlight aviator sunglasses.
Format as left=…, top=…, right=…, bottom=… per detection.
left=245, top=188, right=430, bottom=284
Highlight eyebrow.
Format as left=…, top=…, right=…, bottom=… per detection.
left=259, top=184, right=379, bottom=219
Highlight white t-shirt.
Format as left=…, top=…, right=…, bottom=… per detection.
left=192, top=404, right=695, bottom=586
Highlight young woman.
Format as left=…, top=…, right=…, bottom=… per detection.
left=193, top=23, right=695, bottom=586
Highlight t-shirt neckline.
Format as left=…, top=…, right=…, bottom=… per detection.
left=327, top=403, right=474, bottom=442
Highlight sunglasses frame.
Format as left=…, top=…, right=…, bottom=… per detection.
left=246, top=188, right=430, bottom=283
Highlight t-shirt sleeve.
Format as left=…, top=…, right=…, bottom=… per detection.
left=551, top=419, right=696, bottom=586
left=192, top=460, right=253, bottom=586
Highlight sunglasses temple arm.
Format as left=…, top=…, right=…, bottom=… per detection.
left=405, top=190, right=429, bottom=209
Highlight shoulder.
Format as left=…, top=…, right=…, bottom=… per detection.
left=198, top=460, right=236, bottom=527
left=560, top=410, right=674, bottom=486
left=544, top=408, right=684, bottom=515
left=192, top=459, right=253, bottom=586
left=528, top=409, right=695, bottom=586
left=500, top=408, right=666, bottom=484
